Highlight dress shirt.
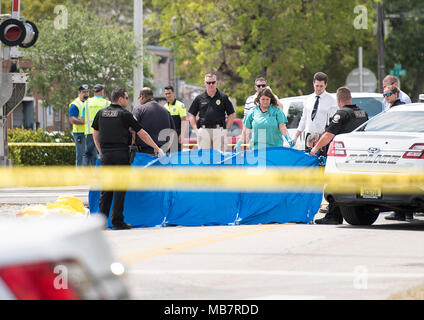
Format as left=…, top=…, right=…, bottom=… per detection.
left=296, top=91, right=338, bottom=134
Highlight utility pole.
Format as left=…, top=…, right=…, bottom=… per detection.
left=133, top=0, right=143, bottom=108
left=377, top=1, right=385, bottom=93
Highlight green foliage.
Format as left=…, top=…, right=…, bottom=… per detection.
left=235, top=106, right=244, bottom=119
left=8, top=128, right=75, bottom=166
left=147, top=0, right=376, bottom=103
left=384, top=0, right=424, bottom=101
left=24, top=3, right=152, bottom=111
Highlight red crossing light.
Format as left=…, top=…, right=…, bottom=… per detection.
left=0, top=18, right=38, bottom=48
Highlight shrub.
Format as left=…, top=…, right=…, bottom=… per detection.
left=8, top=128, right=75, bottom=166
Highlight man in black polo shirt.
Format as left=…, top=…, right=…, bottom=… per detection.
left=310, top=87, right=368, bottom=225
left=133, top=87, right=177, bottom=154
left=188, top=73, right=235, bottom=151
left=92, top=88, right=164, bottom=230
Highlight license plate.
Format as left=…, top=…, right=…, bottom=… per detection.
left=359, top=186, right=382, bottom=199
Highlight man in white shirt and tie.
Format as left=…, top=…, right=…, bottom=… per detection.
left=294, top=72, right=338, bottom=152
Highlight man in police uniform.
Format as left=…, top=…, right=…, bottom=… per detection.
left=164, top=85, right=187, bottom=151
left=68, top=84, right=89, bottom=166
left=188, top=73, right=235, bottom=151
left=82, top=84, right=111, bottom=166
left=92, top=88, right=164, bottom=230
left=310, top=86, right=368, bottom=225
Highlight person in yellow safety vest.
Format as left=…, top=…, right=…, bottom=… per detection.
left=82, top=84, right=111, bottom=166
left=68, top=84, right=90, bottom=166
left=164, top=85, right=187, bottom=151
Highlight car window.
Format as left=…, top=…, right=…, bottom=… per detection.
left=359, top=111, right=424, bottom=133
left=228, top=122, right=242, bottom=136
left=352, top=97, right=384, bottom=118
left=286, top=102, right=304, bottom=129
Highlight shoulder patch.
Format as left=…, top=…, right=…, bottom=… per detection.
left=332, top=114, right=341, bottom=124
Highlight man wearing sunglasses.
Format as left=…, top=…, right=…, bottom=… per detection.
left=92, top=88, right=164, bottom=230
left=382, top=75, right=411, bottom=111
left=188, top=73, right=235, bottom=151
left=243, top=77, right=283, bottom=118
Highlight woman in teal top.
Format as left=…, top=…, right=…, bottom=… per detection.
left=236, top=87, right=294, bottom=150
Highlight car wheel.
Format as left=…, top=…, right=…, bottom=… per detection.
left=339, top=205, right=379, bottom=226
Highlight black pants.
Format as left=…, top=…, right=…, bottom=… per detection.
left=99, top=150, right=130, bottom=225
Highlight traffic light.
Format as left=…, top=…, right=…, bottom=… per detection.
left=0, top=18, right=38, bottom=48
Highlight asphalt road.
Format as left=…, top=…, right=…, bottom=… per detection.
left=104, top=214, right=424, bottom=300
left=1, top=187, right=423, bottom=300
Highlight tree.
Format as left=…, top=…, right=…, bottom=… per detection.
left=24, top=4, right=152, bottom=111
left=147, top=0, right=376, bottom=104
left=384, top=0, right=424, bottom=101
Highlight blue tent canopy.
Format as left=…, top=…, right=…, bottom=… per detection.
left=89, top=148, right=323, bottom=228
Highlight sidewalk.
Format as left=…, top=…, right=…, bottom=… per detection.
left=0, top=186, right=89, bottom=205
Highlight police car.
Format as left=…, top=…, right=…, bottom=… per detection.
left=0, top=215, right=129, bottom=299
left=324, top=103, right=424, bottom=225
left=280, top=92, right=384, bottom=149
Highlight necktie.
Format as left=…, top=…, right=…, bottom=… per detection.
left=311, top=95, right=320, bottom=121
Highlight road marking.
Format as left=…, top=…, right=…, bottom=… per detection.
left=118, top=224, right=293, bottom=264
left=126, top=269, right=424, bottom=279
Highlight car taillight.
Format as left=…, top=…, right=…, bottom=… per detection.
left=327, top=141, right=347, bottom=157
left=402, top=143, right=424, bottom=159
left=0, top=261, right=80, bottom=300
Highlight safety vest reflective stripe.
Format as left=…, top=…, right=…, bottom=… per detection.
left=84, top=97, right=111, bottom=135
left=69, top=98, right=85, bottom=133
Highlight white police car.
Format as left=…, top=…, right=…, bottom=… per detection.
left=324, top=103, right=424, bottom=225
left=0, top=215, right=129, bottom=300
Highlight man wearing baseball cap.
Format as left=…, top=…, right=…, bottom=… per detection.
left=69, top=84, right=90, bottom=166
left=82, top=84, right=111, bottom=165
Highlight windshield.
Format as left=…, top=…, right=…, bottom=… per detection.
left=352, top=97, right=384, bottom=118
left=358, top=111, right=424, bottom=133
left=285, top=101, right=304, bottom=129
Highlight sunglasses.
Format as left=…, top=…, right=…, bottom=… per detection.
left=206, top=81, right=216, bottom=85
left=256, top=84, right=266, bottom=88
left=383, top=92, right=393, bottom=97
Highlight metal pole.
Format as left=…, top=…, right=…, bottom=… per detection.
left=377, top=1, right=385, bottom=93
left=358, top=46, right=363, bottom=92
left=133, top=0, right=143, bottom=108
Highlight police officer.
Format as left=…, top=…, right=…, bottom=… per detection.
left=164, top=85, right=187, bottom=151
left=188, top=73, right=235, bottom=151
left=82, top=84, right=111, bottom=166
left=310, top=86, right=368, bottom=225
left=68, top=84, right=89, bottom=166
left=92, top=88, right=165, bottom=230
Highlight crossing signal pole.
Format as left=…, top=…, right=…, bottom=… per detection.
left=0, top=0, right=39, bottom=166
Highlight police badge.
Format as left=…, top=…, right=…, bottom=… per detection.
left=216, top=99, right=221, bottom=106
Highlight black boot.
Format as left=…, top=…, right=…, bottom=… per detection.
left=315, top=204, right=343, bottom=225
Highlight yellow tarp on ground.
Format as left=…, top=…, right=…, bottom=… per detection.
left=17, top=195, right=88, bottom=218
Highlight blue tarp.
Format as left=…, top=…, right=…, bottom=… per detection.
left=89, top=148, right=323, bottom=228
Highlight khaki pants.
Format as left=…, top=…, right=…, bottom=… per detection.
left=198, top=127, right=228, bottom=151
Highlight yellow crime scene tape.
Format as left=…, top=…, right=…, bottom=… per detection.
left=1, top=166, right=424, bottom=193
left=8, top=142, right=75, bottom=147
